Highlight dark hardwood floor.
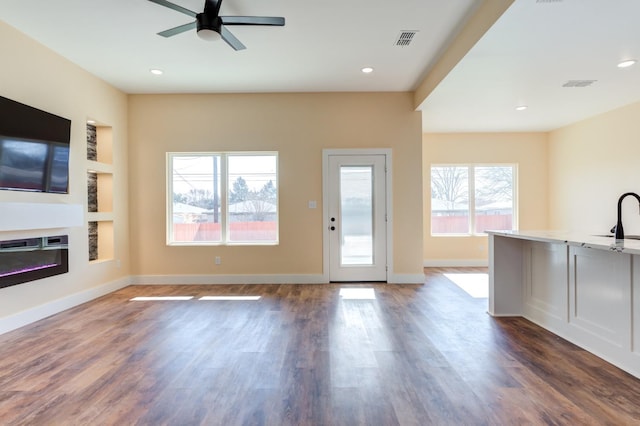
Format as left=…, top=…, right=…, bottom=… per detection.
left=0, top=268, right=638, bottom=425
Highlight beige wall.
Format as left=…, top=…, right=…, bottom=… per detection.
left=128, top=92, right=423, bottom=279
left=0, top=22, right=129, bottom=318
left=549, top=101, right=640, bottom=235
left=423, top=132, right=548, bottom=264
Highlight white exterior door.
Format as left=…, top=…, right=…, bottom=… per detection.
left=325, top=153, right=388, bottom=282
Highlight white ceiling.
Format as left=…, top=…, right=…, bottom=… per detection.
left=4, top=0, right=639, bottom=133
left=0, top=0, right=479, bottom=94
left=421, top=0, right=640, bottom=132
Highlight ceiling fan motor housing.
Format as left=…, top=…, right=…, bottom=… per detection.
left=197, top=13, right=221, bottom=34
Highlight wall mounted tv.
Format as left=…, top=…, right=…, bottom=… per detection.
left=0, top=95, right=71, bottom=193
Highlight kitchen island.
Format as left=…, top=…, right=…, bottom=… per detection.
left=488, top=230, right=640, bottom=379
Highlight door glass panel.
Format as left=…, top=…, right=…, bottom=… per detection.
left=340, top=166, right=373, bottom=265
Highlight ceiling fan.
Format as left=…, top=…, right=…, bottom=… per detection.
left=148, top=0, right=285, bottom=51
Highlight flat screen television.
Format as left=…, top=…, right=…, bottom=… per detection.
left=0, top=96, right=71, bottom=193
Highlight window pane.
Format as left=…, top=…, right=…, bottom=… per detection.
left=474, top=166, right=513, bottom=233
left=171, top=155, right=221, bottom=243
left=340, top=166, right=373, bottom=265
left=431, top=166, right=469, bottom=234
left=227, top=154, right=278, bottom=243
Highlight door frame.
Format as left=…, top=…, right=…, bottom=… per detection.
left=322, top=148, right=393, bottom=282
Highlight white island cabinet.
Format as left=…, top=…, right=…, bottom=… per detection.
left=488, top=230, right=640, bottom=379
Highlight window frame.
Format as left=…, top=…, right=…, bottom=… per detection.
left=430, top=163, right=517, bottom=237
left=166, top=151, right=279, bottom=246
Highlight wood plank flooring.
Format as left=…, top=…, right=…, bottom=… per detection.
left=0, top=268, right=638, bottom=425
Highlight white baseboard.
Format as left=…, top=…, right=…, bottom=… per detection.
left=132, top=273, right=426, bottom=285
left=423, top=259, right=488, bottom=267
left=131, top=274, right=327, bottom=285
left=0, top=276, right=131, bottom=335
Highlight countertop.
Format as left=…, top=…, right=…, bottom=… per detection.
left=486, top=229, right=640, bottom=255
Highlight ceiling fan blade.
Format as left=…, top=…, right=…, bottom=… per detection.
left=158, top=21, right=197, bottom=37
left=148, top=0, right=197, bottom=18
left=221, top=16, right=285, bottom=26
left=220, top=26, right=246, bottom=51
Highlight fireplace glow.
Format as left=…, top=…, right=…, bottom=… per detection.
left=0, top=235, right=68, bottom=289
left=0, top=263, right=59, bottom=278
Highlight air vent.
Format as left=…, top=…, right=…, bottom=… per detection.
left=562, top=80, right=597, bottom=88
left=395, top=31, right=418, bottom=47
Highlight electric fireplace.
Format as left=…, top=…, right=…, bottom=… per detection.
left=0, top=235, right=68, bottom=289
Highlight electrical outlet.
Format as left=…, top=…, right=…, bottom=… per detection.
left=215, top=256, right=221, bottom=265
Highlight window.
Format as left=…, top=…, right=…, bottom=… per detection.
left=168, top=152, right=278, bottom=245
left=431, top=164, right=516, bottom=235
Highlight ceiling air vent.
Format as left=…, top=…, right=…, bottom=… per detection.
left=395, top=31, right=418, bottom=47
left=562, top=80, right=597, bottom=88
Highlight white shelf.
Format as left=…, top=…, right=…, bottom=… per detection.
left=86, top=160, right=113, bottom=174
left=0, top=203, right=83, bottom=232
left=87, top=212, right=114, bottom=222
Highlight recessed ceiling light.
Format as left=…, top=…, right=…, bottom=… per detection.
left=87, top=120, right=96, bottom=125
left=515, top=105, right=528, bottom=111
left=150, top=69, right=164, bottom=75
left=617, top=59, right=637, bottom=68
left=361, top=67, right=374, bottom=74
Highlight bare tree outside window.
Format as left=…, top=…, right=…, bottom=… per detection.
left=475, top=166, right=513, bottom=205
left=431, top=166, right=469, bottom=210
left=474, top=166, right=514, bottom=233
left=431, top=166, right=470, bottom=233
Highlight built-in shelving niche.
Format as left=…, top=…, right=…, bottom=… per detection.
left=86, top=122, right=114, bottom=263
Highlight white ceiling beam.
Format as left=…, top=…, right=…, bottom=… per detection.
left=413, top=0, right=514, bottom=111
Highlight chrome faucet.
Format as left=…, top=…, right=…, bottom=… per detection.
left=614, top=192, right=640, bottom=240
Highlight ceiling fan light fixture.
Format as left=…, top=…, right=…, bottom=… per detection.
left=197, top=28, right=220, bottom=41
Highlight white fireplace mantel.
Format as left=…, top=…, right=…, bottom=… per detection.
left=0, top=202, right=83, bottom=232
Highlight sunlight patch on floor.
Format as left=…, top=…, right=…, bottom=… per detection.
left=199, top=296, right=261, bottom=301
left=130, top=295, right=262, bottom=301
left=443, top=273, right=489, bottom=298
left=339, top=288, right=376, bottom=300
left=130, top=296, right=194, bottom=301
